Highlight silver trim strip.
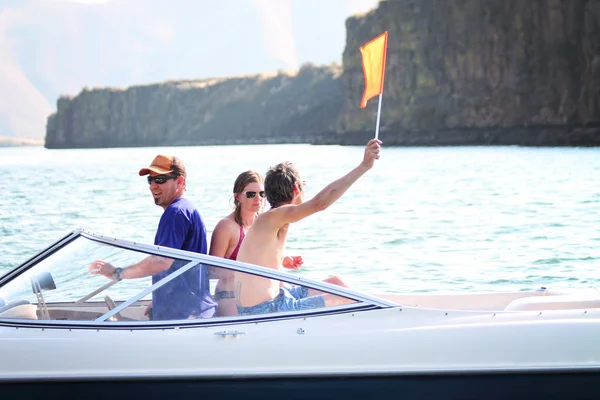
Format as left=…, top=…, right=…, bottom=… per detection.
left=0, top=303, right=376, bottom=329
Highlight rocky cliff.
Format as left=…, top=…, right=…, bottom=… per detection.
left=46, top=64, right=342, bottom=148
left=46, top=0, right=600, bottom=148
left=337, top=0, right=600, bottom=145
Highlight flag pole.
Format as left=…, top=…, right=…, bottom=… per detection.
left=374, top=93, right=383, bottom=140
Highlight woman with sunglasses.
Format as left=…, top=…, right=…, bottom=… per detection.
left=209, top=170, right=303, bottom=317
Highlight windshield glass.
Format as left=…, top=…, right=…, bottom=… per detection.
left=0, top=237, right=155, bottom=303
left=0, top=234, right=359, bottom=323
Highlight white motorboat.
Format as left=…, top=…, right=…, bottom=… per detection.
left=1, top=229, right=599, bottom=399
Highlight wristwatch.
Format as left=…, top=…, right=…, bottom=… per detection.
left=114, top=267, right=123, bottom=281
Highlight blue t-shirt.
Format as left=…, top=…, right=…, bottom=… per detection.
left=151, top=197, right=216, bottom=320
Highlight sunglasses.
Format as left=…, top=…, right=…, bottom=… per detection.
left=147, top=174, right=178, bottom=185
left=244, top=191, right=266, bottom=199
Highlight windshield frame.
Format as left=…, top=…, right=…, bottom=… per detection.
left=0, top=228, right=398, bottom=328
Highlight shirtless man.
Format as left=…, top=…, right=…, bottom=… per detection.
left=234, top=139, right=382, bottom=315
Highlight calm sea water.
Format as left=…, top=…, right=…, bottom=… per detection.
left=1, top=144, right=599, bottom=294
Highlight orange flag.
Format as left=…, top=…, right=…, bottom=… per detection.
left=359, top=31, right=388, bottom=108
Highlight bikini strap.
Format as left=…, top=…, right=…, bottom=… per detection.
left=228, top=224, right=245, bottom=260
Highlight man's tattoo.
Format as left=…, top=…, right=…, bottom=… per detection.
left=148, top=256, right=170, bottom=264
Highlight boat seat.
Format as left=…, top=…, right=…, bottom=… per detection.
left=504, top=294, right=600, bottom=311
left=0, top=300, right=38, bottom=319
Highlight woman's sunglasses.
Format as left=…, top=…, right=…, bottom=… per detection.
left=244, top=191, right=266, bottom=199
left=147, top=174, right=178, bottom=185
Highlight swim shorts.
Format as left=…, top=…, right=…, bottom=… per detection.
left=237, top=285, right=325, bottom=316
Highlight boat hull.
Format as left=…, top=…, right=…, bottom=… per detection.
left=2, top=370, right=599, bottom=399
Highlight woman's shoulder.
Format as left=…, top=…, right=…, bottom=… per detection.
left=214, top=214, right=239, bottom=232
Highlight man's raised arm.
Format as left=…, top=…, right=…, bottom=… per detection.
left=278, top=138, right=382, bottom=224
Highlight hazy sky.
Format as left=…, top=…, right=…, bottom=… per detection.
left=0, top=0, right=378, bottom=139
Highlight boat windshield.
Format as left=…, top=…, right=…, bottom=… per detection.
left=0, top=234, right=360, bottom=323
